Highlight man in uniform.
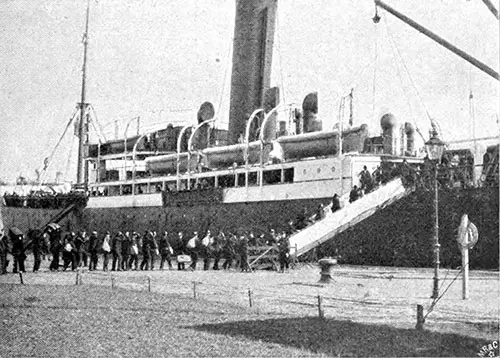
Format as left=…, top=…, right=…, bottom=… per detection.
left=121, top=232, right=131, bottom=271
left=111, top=232, right=123, bottom=271
left=10, top=228, right=26, bottom=273
left=88, top=231, right=100, bottom=271
left=29, top=229, right=44, bottom=272
left=140, top=231, right=152, bottom=271
left=159, top=231, right=173, bottom=270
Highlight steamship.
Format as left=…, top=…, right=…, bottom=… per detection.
left=1, top=0, right=498, bottom=245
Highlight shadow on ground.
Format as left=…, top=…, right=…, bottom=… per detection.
left=188, top=316, right=492, bottom=357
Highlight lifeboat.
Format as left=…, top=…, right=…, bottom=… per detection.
left=201, top=141, right=268, bottom=169
left=145, top=152, right=196, bottom=174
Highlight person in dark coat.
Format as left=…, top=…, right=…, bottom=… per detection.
left=74, top=231, right=87, bottom=267
left=331, top=193, right=341, bottom=213
left=349, top=185, right=360, bottom=203
left=62, top=232, right=77, bottom=271
left=222, top=234, right=235, bottom=270
left=140, top=231, right=152, bottom=271
left=88, top=231, right=100, bottom=271
left=10, top=229, right=26, bottom=273
left=111, top=232, right=123, bottom=271
left=278, top=234, right=290, bottom=273
left=121, top=232, right=131, bottom=271
left=128, top=232, right=139, bottom=270
left=149, top=232, right=159, bottom=270
left=211, top=232, right=224, bottom=271
left=239, top=235, right=250, bottom=272
left=29, top=229, right=44, bottom=272
left=0, top=231, right=8, bottom=274
left=159, top=231, right=173, bottom=270
left=48, top=227, right=63, bottom=271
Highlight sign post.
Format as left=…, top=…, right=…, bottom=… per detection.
left=456, top=214, right=478, bottom=300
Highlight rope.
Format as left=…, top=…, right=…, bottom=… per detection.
left=424, top=264, right=466, bottom=320
left=216, top=35, right=233, bottom=126
left=89, top=105, right=107, bottom=143
left=383, top=17, right=431, bottom=141
left=383, top=17, right=422, bottom=140
left=39, top=108, right=79, bottom=185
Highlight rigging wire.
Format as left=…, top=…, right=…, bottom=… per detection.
left=89, top=105, right=107, bottom=142
left=216, top=34, right=233, bottom=130
left=383, top=17, right=432, bottom=141
left=382, top=16, right=424, bottom=142
left=38, top=109, right=79, bottom=185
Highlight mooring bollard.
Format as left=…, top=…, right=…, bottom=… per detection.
left=19, top=272, right=24, bottom=285
left=317, top=295, right=324, bottom=319
left=318, top=257, right=337, bottom=283
left=147, top=276, right=151, bottom=292
left=248, top=289, right=253, bottom=307
left=415, top=304, right=425, bottom=330
left=111, top=276, right=115, bottom=290
left=193, top=281, right=197, bottom=299
left=75, top=269, right=80, bottom=286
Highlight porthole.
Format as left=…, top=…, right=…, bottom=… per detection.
left=331, top=166, right=336, bottom=172
left=317, top=168, right=321, bottom=173
left=303, top=169, right=307, bottom=174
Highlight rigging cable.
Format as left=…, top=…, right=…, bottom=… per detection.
left=39, top=108, right=79, bottom=185
left=216, top=34, right=233, bottom=130
left=89, top=105, right=107, bottom=143
left=383, top=16, right=424, bottom=142
left=383, top=16, right=432, bottom=141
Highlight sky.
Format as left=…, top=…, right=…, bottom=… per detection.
left=0, top=0, right=498, bottom=183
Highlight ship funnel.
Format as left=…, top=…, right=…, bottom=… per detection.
left=404, top=122, right=415, bottom=155
left=380, top=113, right=397, bottom=155
left=227, top=0, right=278, bottom=145
left=302, top=92, right=321, bottom=133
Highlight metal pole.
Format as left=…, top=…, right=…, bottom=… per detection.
left=375, top=0, right=499, bottom=81
left=431, top=165, right=440, bottom=299
left=462, top=248, right=469, bottom=299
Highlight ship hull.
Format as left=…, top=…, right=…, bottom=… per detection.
left=1, top=186, right=498, bottom=269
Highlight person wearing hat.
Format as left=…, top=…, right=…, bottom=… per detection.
left=188, top=231, right=199, bottom=271
left=121, top=232, right=131, bottom=271
left=88, top=231, right=100, bottom=271
left=140, top=231, right=152, bottom=271
left=101, top=232, right=112, bottom=271
left=111, top=232, right=123, bottom=271
left=159, top=231, right=173, bottom=270
left=10, top=228, right=26, bottom=273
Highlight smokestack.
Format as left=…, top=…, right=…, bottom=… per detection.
left=228, top=0, right=278, bottom=145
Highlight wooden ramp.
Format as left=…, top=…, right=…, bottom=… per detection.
left=289, top=178, right=411, bottom=257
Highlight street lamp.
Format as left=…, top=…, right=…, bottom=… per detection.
left=425, top=127, right=445, bottom=299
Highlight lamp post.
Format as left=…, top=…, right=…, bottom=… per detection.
left=425, top=127, right=445, bottom=299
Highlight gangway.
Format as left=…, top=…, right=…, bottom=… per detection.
left=43, top=203, right=77, bottom=229
left=289, top=178, right=412, bottom=257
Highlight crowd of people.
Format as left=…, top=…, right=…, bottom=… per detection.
left=0, top=225, right=293, bottom=275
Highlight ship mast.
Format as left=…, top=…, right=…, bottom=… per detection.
left=76, top=0, right=91, bottom=188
